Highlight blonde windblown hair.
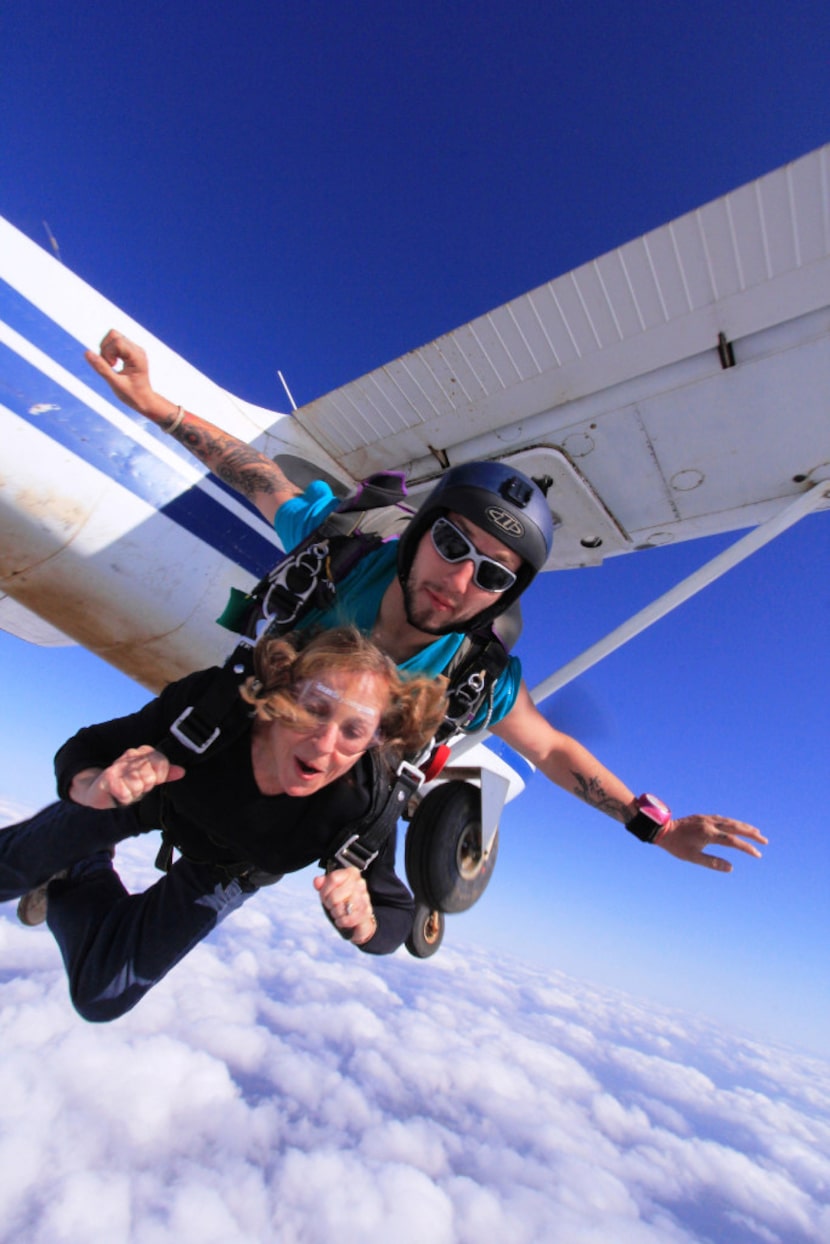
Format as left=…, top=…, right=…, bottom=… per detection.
left=238, top=626, right=447, bottom=760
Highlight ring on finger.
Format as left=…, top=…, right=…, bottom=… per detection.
left=344, top=901, right=353, bottom=916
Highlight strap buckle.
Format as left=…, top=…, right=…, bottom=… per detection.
left=396, top=759, right=427, bottom=793
left=444, top=669, right=487, bottom=725
left=333, top=835, right=380, bottom=872
left=168, top=707, right=221, bottom=755
left=260, top=540, right=331, bottom=628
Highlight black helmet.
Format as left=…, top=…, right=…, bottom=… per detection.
left=397, top=461, right=554, bottom=632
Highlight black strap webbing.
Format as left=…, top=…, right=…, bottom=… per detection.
left=154, top=663, right=252, bottom=770
left=323, top=757, right=424, bottom=873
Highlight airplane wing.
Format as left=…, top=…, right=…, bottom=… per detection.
left=291, top=143, right=830, bottom=568
left=1, top=145, right=828, bottom=691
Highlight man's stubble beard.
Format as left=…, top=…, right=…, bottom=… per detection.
left=401, top=571, right=467, bottom=637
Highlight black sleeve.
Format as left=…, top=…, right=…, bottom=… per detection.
left=54, top=668, right=223, bottom=800
left=356, top=827, right=415, bottom=956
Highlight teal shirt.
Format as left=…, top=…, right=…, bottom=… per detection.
left=275, top=481, right=522, bottom=725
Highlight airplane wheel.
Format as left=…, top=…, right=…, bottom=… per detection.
left=405, top=903, right=445, bottom=958
left=404, top=780, right=499, bottom=914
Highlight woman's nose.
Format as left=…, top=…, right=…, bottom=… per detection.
left=310, top=719, right=341, bottom=752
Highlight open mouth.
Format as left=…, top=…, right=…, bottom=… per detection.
left=295, top=757, right=322, bottom=778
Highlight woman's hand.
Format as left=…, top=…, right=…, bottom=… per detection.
left=69, top=746, right=186, bottom=810
left=314, top=867, right=378, bottom=945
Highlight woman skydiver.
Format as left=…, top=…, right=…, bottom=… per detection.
left=0, top=626, right=446, bottom=1021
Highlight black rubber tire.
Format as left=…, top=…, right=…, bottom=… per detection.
left=404, top=780, right=499, bottom=914
left=405, top=903, right=445, bottom=958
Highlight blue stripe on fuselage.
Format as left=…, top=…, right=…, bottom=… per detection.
left=0, top=278, right=281, bottom=579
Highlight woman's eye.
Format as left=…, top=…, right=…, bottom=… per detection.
left=305, top=700, right=332, bottom=721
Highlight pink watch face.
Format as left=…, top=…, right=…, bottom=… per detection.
left=638, top=794, right=671, bottom=825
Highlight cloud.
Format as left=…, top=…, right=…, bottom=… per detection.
left=0, top=799, right=36, bottom=829
left=0, top=838, right=828, bottom=1244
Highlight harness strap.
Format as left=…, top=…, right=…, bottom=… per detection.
left=218, top=471, right=413, bottom=643
left=257, top=530, right=384, bottom=639
left=154, top=663, right=252, bottom=769
left=322, top=756, right=425, bottom=873
left=323, top=756, right=425, bottom=875
left=438, top=631, right=511, bottom=737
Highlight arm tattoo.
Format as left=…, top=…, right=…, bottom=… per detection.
left=175, top=426, right=289, bottom=502
left=571, top=772, right=631, bottom=821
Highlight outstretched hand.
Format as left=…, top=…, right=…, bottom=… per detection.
left=657, top=815, right=767, bottom=872
left=85, top=329, right=175, bottom=424
left=72, top=746, right=186, bottom=810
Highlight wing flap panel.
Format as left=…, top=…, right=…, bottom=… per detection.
left=292, top=146, right=830, bottom=548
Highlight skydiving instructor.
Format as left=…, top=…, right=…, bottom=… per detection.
left=87, top=330, right=767, bottom=874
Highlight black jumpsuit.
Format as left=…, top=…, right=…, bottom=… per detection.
left=0, top=668, right=414, bottom=1022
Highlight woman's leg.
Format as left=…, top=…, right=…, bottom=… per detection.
left=0, top=801, right=139, bottom=903
left=47, top=854, right=260, bottom=1022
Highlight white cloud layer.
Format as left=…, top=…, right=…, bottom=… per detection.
left=0, top=837, right=828, bottom=1244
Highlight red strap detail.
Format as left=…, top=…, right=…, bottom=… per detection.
left=421, top=745, right=450, bottom=783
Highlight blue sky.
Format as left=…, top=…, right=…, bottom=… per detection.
left=2, top=0, right=829, bottom=1063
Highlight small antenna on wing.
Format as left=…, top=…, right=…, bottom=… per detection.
left=42, top=220, right=62, bottom=262
left=277, top=370, right=298, bottom=412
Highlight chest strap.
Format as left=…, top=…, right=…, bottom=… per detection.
left=323, top=756, right=425, bottom=873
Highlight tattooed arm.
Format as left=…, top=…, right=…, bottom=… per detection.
left=493, top=682, right=636, bottom=820
left=493, top=681, right=767, bottom=871
left=86, top=329, right=302, bottom=524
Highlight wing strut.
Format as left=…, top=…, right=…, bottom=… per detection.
left=451, top=481, right=829, bottom=757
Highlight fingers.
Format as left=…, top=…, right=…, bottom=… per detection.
left=721, top=834, right=763, bottom=860
left=695, top=853, right=733, bottom=874
left=314, top=867, right=371, bottom=927
left=85, top=330, right=124, bottom=373
left=84, top=348, right=110, bottom=379
left=85, top=330, right=153, bottom=414
left=100, top=746, right=179, bottom=805
left=659, top=814, right=767, bottom=871
left=97, top=328, right=146, bottom=371
left=707, top=818, right=767, bottom=861
left=713, top=817, right=768, bottom=845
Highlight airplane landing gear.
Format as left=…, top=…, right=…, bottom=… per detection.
left=405, top=903, right=445, bottom=958
left=404, top=779, right=500, bottom=919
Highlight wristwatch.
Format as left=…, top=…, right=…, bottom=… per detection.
left=625, top=793, right=672, bottom=843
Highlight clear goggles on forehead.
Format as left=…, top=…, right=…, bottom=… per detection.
left=430, top=516, right=518, bottom=594
left=293, top=680, right=380, bottom=755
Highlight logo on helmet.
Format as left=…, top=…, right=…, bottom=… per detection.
left=485, top=506, right=524, bottom=538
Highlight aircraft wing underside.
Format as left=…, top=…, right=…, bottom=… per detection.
left=290, top=144, right=830, bottom=569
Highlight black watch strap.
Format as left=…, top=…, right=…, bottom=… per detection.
left=625, top=810, right=665, bottom=843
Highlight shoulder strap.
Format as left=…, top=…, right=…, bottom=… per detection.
left=435, top=600, right=522, bottom=739
left=321, top=752, right=425, bottom=873
left=437, top=628, right=511, bottom=739
left=217, top=472, right=415, bottom=642
left=151, top=663, right=253, bottom=872
left=154, top=663, right=252, bottom=769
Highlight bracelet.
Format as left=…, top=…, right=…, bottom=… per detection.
left=354, top=913, right=378, bottom=946
left=166, top=405, right=185, bottom=435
